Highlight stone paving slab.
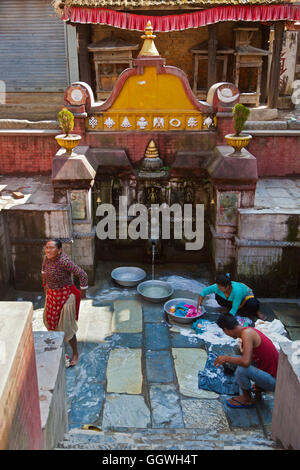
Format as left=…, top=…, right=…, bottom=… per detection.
left=268, top=302, right=300, bottom=327
left=259, top=304, right=276, bottom=322
left=146, top=350, right=174, bottom=383
left=149, top=384, right=184, bottom=429
left=57, top=427, right=278, bottom=450
left=106, top=348, right=142, bottom=394
left=285, top=327, right=300, bottom=341
left=76, top=343, right=110, bottom=383
left=181, top=399, right=230, bottom=431
left=256, top=394, right=274, bottom=429
left=112, top=300, right=143, bottom=333
left=143, top=303, right=166, bottom=323
left=77, top=301, right=113, bottom=343
left=219, top=395, right=261, bottom=429
left=108, top=333, right=143, bottom=348
left=69, top=382, right=104, bottom=429
left=171, top=332, right=205, bottom=349
left=102, top=394, right=151, bottom=429
left=172, top=348, right=219, bottom=399
left=145, top=323, right=170, bottom=350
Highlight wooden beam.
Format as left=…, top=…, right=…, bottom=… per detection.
left=77, top=24, right=92, bottom=86
left=207, top=24, right=218, bottom=90
left=260, top=24, right=270, bottom=104
left=268, top=21, right=285, bottom=109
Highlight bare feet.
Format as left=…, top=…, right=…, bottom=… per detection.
left=69, top=354, right=79, bottom=367
left=226, top=394, right=255, bottom=407
left=68, top=334, right=79, bottom=367
left=252, top=384, right=264, bottom=402
left=256, top=310, right=266, bottom=321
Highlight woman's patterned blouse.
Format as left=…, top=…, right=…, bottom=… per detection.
left=42, top=253, right=88, bottom=290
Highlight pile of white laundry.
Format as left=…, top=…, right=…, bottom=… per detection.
left=171, top=318, right=291, bottom=350
left=254, top=318, right=291, bottom=351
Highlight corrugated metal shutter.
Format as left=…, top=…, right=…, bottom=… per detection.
left=0, top=0, right=68, bottom=91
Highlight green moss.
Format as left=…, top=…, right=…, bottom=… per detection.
left=237, top=246, right=300, bottom=297
left=286, top=215, right=300, bottom=242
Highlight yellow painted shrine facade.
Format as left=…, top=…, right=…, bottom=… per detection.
left=84, top=22, right=217, bottom=132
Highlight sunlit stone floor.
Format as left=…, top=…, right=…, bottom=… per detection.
left=6, top=261, right=299, bottom=449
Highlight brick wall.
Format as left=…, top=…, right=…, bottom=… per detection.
left=0, top=213, right=9, bottom=297
left=0, top=128, right=299, bottom=177
left=0, top=133, right=59, bottom=174
left=0, top=303, right=43, bottom=450
left=247, top=135, right=300, bottom=176
left=86, top=130, right=216, bottom=167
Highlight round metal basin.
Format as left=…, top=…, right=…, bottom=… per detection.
left=164, top=297, right=203, bottom=324
left=137, top=280, right=173, bottom=303
left=111, top=267, right=146, bottom=287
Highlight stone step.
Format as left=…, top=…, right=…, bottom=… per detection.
left=56, top=427, right=279, bottom=450
left=0, top=104, right=61, bottom=121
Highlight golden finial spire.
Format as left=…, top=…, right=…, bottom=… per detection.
left=138, top=21, right=160, bottom=57
left=145, top=140, right=159, bottom=159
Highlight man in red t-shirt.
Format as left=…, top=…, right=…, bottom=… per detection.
left=214, top=314, right=279, bottom=408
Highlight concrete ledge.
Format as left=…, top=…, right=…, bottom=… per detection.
left=206, top=145, right=258, bottom=184
left=242, top=130, right=300, bottom=137
left=52, top=147, right=96, bottom=186
left=34, top=331, right=68, bottom=450
left=0, top=120, right=59, bottom=130
left=245, top=121, right=287, bottom=130
left=271, top=342, right=300, bottom=450
left=235, top=238, right=300, bottom=248
left=0, top=129, right=60, bottom=136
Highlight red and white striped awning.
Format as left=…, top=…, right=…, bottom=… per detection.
left=62, top=5, right=300, bottom=31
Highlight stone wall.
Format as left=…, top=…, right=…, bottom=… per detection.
left=271, top=342, right=300, bottom=450
left=4, top=205, right=72, bottom=290
left=0, top=302, right=43, bottom=450
left=34, top=331, right=68, bottom=450
left=235, top=209, right=300, bottom=296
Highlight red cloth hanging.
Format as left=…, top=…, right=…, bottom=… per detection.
left=62, top=5, right=300, bottom=31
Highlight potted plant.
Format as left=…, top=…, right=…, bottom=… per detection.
left=55, top=107, right=82, bottom=156
left=225, top=103, right=252, bottom=156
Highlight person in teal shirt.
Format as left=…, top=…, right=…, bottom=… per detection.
left=197, top=274, right=265, bottom=320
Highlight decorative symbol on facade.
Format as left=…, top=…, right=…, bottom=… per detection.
left=153, top=117, right=165, bottom=128
left=169, top=118, right=181, bottom=128
left=104, top=117, right=115, bottom=128
left=187, top=117, right=198, bottom=128
left=89, top=116, right=98, bottom=129
left=121, top=117, right=132, bottom=128
left=137, top=117, right=148, bottom=129
left=203, top=116, right=213, bottom=129
left=217, top=87, right=239, bottom=103
left=71, top=88, right=83, bottom=103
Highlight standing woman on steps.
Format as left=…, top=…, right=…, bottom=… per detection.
left=41, top=239, right=88, bottom=367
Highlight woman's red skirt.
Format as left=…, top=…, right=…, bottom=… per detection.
left=46, top=284, right=81, bottom=330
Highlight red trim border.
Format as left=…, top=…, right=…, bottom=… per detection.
left=62, top=5, right=300, bottom=31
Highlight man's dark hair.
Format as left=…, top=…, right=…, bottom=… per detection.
left=51, top=238, right=62, bottom=249
left=216, top=314, right=239, bottom=330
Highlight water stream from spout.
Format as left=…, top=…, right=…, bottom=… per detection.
left=152, top=243, right=155, bottom=280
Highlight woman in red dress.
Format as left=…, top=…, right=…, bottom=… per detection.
left=41, top=239, right=88, bottom=367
